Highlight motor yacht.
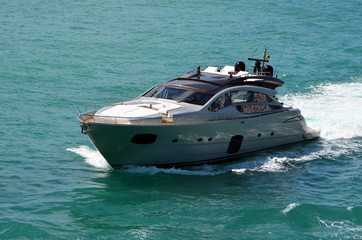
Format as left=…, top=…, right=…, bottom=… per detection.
left=75, top=50, right=320, bottom=167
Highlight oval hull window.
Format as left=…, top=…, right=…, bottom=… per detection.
left=131, top=134, right=157, bottom=144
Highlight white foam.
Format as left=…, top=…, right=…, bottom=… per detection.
left=316, top=217, right=362, bottom=238
left=255, top=141, right=353, bottom=172
left=282, top=203, right=300, bottom=214
left=231, top=168, right=247, bottom=174
left=280, top=81, right=362, bottom=140
left=254, top=156, right=289, bottom=172
left=67, top=146, right=111, bottom=169
left=231, top=154, right=289, bottom=173
left=231, top=136, right=357, bottom=174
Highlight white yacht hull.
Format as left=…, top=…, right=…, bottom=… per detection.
left=85, top=109, right=318, bottom=167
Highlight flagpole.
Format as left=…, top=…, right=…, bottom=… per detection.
left=263, top=48, right=267, bottom=68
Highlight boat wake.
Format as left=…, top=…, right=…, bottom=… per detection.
left=69, top=81, right=361, bottom=175
left=280, top=81, right=362, bottom=140
left=232, top=80, right=362, bottom=174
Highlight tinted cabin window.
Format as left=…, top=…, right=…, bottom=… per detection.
left=143, top=86, right=212, bottom=105
left=265, top=94, right=277, bottom=102
left=236, top=104, right=280, bottom=113
left=233, top=91, right=281, bottom=113
left=208, top=91, right=250, bottom=112
left=231, top=91, right=278, bottom=103
left=230, top=91, right=253, bottom=103
left=254, top=92, right=277, bottom=102
left=209, top=90, right=279, bottom=112
left=235, top=99, right=282, bottom=113
left=208, top=93, right=232, bottom=112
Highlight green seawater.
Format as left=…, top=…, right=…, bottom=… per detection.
left=1, top=0, right=361, bottom=239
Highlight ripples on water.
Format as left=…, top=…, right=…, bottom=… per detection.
left=1, top=0, right=361, bottom=239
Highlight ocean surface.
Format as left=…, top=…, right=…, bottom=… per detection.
left=1, top=0, right=361, bottom=239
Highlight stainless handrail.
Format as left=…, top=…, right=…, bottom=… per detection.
left=74, top=101, right=124, bottom=116
left=76, top=110, right=286, bottom=126
left=75, top=100, right=288, bottom=126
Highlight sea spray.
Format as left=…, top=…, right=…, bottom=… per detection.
left=280, top=81, right=362, bottom=140
left=67, top=145, right=111, bottom=169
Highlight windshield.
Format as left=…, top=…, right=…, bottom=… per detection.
left=143, top=86, right=212, bottom=105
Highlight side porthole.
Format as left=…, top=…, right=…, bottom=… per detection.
left=131, top=134, right=157, bottom=144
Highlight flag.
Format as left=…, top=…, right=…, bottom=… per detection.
left=265, top=54, right=270, bottom=59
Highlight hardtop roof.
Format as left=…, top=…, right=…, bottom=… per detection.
left=161, top=70, right=284, bottom=94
